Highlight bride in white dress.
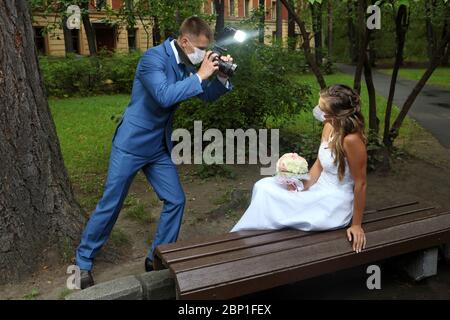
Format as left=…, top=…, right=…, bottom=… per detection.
left=231, top=84, right=368, bottom=253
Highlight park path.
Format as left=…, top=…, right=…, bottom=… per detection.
left=336, top=63, right=450, bottom=149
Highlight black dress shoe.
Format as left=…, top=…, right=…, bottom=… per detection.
left=80, top=270, right=95, bottom=290
left=145, top=258, right=154, bottom=272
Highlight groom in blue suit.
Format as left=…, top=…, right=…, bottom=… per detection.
left=75, top=17, right=233, bottom=288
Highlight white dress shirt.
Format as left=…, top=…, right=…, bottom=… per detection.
left=170, top=40, right=230, bottom=89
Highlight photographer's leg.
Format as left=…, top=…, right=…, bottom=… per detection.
left=142, top=151, right=186, bottom=264
left=75, top=145, right=145, bottom=271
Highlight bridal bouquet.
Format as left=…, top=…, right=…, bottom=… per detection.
left=276, top=153, right=310, bottom=192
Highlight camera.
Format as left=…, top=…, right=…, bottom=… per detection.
left=211, top=44, right=238, bottom=77
left=209, top=26, right=247, bottom=77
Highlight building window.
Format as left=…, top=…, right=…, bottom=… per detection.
left=211, top=1, right=216, bottom=14
left=128, top=28, right=137, bottom=51
left=93, top=23, right=116, bottom=52
left=229, top=0, right=235, bottom=16
left=33, top=27, right=46, bottom=55
left=245, top=0, right=251, bottom=17
left=271, top=1, right=277, bottom=20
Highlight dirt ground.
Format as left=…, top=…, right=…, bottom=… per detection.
left=0, top=130, right=449, bottom=300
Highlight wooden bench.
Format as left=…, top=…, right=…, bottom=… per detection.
left=154, top=200, right=450, bottom=299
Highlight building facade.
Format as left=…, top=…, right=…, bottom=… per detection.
left=33, top=0, right=298, bottom=56
left=32, top=0, right=153, bottom=56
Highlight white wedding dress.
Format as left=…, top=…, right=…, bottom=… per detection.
left=230, top=134, right=355, bottom=232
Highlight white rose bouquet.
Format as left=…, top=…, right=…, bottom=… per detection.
left=276, top=153, right=310, bottom=192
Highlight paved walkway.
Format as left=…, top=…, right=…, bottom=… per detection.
left=336, top=63, right=450, bottom=149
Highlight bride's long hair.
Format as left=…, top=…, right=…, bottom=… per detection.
left=319, top=84, right=367, bottom=181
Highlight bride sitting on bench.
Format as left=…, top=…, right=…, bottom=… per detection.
left=231, top=84, right=368, bottom=254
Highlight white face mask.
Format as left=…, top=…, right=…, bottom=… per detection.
left=313, top=105, right=327, bottom=122
left=187, top=40, right=206, bottom=65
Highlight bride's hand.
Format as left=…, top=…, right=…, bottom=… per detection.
left=346, top=224, right=366, bottom=253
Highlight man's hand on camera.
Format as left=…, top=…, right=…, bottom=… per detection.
left=217, top=54, right=233, bottom=79
left=197, top=51, right=219, bottom=81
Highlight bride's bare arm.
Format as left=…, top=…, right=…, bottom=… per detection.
left=344, top=133, right=367, bottom=253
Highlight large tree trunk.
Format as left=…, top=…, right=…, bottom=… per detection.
left=0, top=0, right=85, bottom=285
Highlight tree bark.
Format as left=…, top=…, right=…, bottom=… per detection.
left=0, top=0, right=85, bottom=285
left=80, top=2, right=97, bottom=55
left=327, top=0, right=333, bottom=59
left=62, top=16, right=75, bottom=54
left=287, top=0, right=297, bottom=50
left=347, top=1, right=358, bottom=63
left=353, top=0, right=368, bottom=94
left=389, top=26, right=450, bottom=144
left=214, top=0, right=225, bottom=37
left=276, top=0, right=283, bottom=43
left=310, top=1, right=323, bottom=66
left=383, top=5, right=408, bottom=148
left=425, top=0, right=437, bottom=64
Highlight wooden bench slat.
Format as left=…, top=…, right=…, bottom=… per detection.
left=176, top=212, right=450, bottom=299
left=155, top=200, right=422, bottom=254
left=159, top=205, right=438, bottom=265
left=169, top=208, right=446, bottom=273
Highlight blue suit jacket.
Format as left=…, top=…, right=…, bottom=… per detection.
left=112, top=37, right=232, bottom=157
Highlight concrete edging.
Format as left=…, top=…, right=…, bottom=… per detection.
left=65, top=269, right=176, bottom=300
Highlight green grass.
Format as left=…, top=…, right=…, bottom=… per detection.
left=49, top=95, right=129, bottom=210
left=49, top=95, right=130, bottom=180
left=377, top=67, right=450, bottom=90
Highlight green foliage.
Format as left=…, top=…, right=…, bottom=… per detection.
left=39, top=51, right=141, bottom=97
left=174, top=42, right=311, bottom=132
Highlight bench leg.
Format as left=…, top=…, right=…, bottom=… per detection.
left=398, top=247, right=438, bottom=281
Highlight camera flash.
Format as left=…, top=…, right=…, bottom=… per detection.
left=234, top=30, right=247, bottom=43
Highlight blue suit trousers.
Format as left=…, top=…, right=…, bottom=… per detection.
left=75, top=144, right=185, bottom=271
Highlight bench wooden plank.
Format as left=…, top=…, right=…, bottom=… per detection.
left=176, top=212, right=450, bottom=299
left=155, top=200, right=422, bottom=255
left=160, top=205, right=438, bottom=265
left=169, top=208, right=446, bottom=274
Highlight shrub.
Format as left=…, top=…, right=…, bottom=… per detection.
left=38, top=51, right=141, bottom=97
